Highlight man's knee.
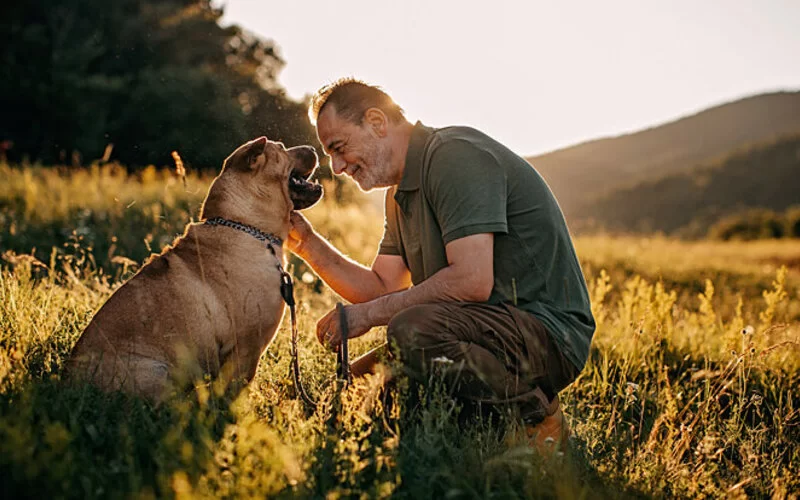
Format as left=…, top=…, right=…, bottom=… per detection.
left=386, top=303, right=450, bottom=354
left=387, top=305, right=426, bottom=352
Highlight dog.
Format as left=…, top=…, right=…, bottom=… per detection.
left=66, top=136, right=323, bottom=402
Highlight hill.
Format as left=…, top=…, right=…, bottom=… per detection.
left=570, top=134, right=800, bottom=235
left=527, top=91, right=800, bottom=218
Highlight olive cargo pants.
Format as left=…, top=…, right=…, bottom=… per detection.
left=355, top=302, right=579, bottom=424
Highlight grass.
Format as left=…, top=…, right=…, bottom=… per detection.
left=1, top=163, right=798, bottom=498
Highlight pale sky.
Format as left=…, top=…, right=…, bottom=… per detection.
left=217, top=0, right=800, bottom=156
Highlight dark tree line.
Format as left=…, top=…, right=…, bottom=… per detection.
left=709, top=206, right=800, bottom=241
left=1, top=0, right=317, bottom=168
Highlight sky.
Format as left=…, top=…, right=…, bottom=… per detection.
left=217, top=0, right=800, bottom=156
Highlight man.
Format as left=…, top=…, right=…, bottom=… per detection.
left=288, top=78, right=595, bottom=450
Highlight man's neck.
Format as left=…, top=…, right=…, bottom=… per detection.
left=390, top=120, right=415, bottom=186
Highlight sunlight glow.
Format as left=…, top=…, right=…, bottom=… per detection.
left=218, top=0, right=800, bottom=156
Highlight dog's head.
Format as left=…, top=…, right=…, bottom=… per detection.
left=202, top=137, right=323, bottom=226
left=222, top=136, right=323, bottom=211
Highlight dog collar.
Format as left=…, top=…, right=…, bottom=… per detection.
left=203, top=217, right=283, bottom=248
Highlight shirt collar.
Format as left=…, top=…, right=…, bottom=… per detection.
left=397, top=121, right=435, bottom=192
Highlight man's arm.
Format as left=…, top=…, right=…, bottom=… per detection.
left=317, top=232, right=494, bottom=346
left=288, top=212, right=412, bottom=304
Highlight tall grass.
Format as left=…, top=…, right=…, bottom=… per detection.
left=1, top=164, right=798, bottom=498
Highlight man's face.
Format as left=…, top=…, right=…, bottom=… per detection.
left=316, top=106, right=394, bottom=191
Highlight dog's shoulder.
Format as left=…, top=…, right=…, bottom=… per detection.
left=141, top=252, right=171, bottom=278
left=138, top=224, right=228, bottom=279
left=137, top=223, right=203, bottom=275
left=138, top=230, right=191, bottom=279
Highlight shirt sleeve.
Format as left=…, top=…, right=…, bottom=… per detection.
left=378, top=187, right=402, bottom=256
left=424, top=139, right=508, bottom=244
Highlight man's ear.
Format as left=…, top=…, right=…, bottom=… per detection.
left=363, top=108, right=388, bottom=137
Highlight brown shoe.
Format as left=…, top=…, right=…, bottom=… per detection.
left=350, top=344, right=392, bottom=379
left=525, top=396, right=570, bottom=454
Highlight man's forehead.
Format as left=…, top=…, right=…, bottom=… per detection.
left=317, top=107, right=349, bottom=149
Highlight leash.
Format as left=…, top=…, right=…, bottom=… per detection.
left=336, top=303, right=352, bottom=385
left=284, top=289, right=351, bottom=411
left=283, top=277, right=352, bottom=410
left=280, top=270, right=320, bottom=410
left=202, top=217, right=351, bottom=411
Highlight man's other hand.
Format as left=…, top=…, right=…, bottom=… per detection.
left=316, top=304, right=372, bottom=350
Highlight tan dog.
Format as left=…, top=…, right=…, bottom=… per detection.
left=67, top=137, right=322, bottom=401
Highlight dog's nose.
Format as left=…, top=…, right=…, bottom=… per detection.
left=289, top=145, right=318, bottom=168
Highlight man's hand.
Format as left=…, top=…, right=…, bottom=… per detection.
left=287, top=211, right=314, bottom=255
left=316, top=303, right=373, bottom=350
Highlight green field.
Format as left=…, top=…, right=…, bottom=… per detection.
left=1, top=164, right=798, bottom=498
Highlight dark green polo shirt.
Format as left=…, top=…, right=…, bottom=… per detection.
left=378, top=122, right=595, bottom=371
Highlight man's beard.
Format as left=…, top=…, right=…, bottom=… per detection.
left=353, top=141, right=393, bottom=191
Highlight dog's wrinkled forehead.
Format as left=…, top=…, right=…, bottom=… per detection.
left=223, top=136, right=291, bottom=173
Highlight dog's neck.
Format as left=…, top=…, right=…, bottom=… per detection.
left=203, top=217, right=283, bottom=249
left=200, top=179, right=290, bottom=242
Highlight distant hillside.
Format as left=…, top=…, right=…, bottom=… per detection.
left=527, top=91, right=800, bottom=218
left=570, top=134, right=800, bottom=236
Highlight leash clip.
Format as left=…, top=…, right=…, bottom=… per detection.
left=279, top=271, right=295, bottom=307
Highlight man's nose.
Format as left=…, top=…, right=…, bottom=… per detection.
left=331, top=155, right=347, bottom=175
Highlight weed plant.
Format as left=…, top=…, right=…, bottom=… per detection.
left=1, top=164, right=798, bottom=498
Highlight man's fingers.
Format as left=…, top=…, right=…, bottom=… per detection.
left=315, top=323, right=323, bottom=345
left=326, top=332, right=340, bottom=351
left=316, top=320, right=329, bottom=345
left=315, top=309, right=339, bottom=349
left=289, top=211, right=309, bottom=230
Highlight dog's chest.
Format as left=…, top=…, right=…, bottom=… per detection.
left=216, top=257, right=286, bottom=329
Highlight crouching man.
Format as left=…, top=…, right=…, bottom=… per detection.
left=288, top=78, right=595, bottom=451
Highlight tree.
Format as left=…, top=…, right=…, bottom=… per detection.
left=0, top=0, right=317, bottom=168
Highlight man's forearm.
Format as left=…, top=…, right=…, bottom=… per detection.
left=360, top=261, right=489, bottom=327
left=294, top=232, right=389, bottom=304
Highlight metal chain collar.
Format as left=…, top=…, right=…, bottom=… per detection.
left=203, top=216, right=283, bottom=249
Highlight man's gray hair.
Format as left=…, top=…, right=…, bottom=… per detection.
left=308, top=77, right=406, bottom=126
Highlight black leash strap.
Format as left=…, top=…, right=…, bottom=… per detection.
left=282, top=273, right=352, bottom=410
left=336, top=303, right=352, bottom=386
left=281, top=270, right=318, bottom=410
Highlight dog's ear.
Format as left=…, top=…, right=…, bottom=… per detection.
left=222, top=136, right=269, bottom=172
left=244, top=136, right=268, bottom=169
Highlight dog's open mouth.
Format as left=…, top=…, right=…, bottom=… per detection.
left=289, top=168, right=323, bottom=210
left=286, top=145, right=323, bottom=210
